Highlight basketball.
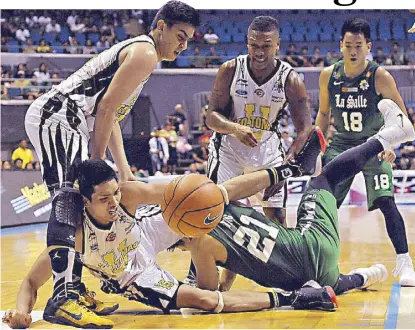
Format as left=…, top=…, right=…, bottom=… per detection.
left=161, top=174, right=225, bottom=237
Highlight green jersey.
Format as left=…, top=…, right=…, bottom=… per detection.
left=329, top=60, right=383, bottom=147
left=209, top=190, right=340, bottom=291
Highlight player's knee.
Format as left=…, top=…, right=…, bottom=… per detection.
left=46, top=188, right=83, bottom=247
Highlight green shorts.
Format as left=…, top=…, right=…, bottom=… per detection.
left=296, top=188, right=340, bottom=289
left=323, top=144, right=394, bottom=211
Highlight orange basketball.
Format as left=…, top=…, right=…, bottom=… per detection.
left=161, top=174, right=225, bottom=237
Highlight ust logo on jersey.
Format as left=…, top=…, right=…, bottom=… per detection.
left=335, top=94, right=368, bottom=109
left=100, top=239, right=139, bottom=273
left=115, top=94, right=139, bottom=122
left=154, top=279, right=174, bottom=289
left=237, top=104, right=271, bottom=139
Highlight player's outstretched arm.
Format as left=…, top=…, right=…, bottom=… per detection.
left=119, top=180, right=169, bottom=214
left=315, top=66, right=334, bottom=136
left=91, top=43, right=158, bottom=160
left=284, top=70, right=313, bottom=160
left=206, top=60, right=257, bottom=147
left=375, top=67, right=407, bottom=116
left=3, top=249, right=52, bottom=328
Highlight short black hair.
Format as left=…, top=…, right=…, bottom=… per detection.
left=248, top=16, right=279, bottom=33
left=151, top=1, right=200, bottom=30
left=76, top=160, right=118, bottom=200
left=341, top=18, right=371, bottom=42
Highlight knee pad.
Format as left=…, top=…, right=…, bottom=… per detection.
left=47, top=188, right=84, bottom=247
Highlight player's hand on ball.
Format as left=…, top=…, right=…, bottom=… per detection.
left=378, top=150, right=396, bottom=163
left=2, top=309, right=32, bottom=329
left=233, top=124, right=258, bottom=147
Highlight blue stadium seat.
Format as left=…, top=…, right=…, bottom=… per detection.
left=220, top=33, right=232, bottom=43
left=291, top=32, right=304, bottom=42
left=75, top=32, right=86, bottom=46
left=115, top=27, right=126, bottom=41
left=233, top=33, right=245, bottom=43
left=30, top=31, right=42, bottom=44
left=378, top=18, right=391, bottom=41
left=59, top=27, right=69, bottom=42
left=43, top=32, right=57, bottom=44
left=392, top=21, right=406, bottom=40
left=176, top=56, right=190, bottom=67
left=88, top=33, right=100, bottom=44
left=6, top=41, right=20, bottom=53
left=7, top=87, right=23, bottom=99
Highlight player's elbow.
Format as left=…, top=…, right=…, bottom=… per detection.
left=205, top=111, right=217, bottom=130
left=194, top=293, right=219, bottom=311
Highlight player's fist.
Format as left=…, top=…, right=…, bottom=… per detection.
left=233, top=124, right=258, bottom=147
left=2, top=309, right=32, bottom=329
left=378, top=150, right=396, bottom=164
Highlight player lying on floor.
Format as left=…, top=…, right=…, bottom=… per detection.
left=2, top=156, right=336, bottom=328
left=4, top=99, right=414, bottom=329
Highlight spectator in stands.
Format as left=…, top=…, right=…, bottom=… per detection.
left=15, top=24, right=30, bottom=43
left=38, top=11, right=52, bottom=28
left=190, top=46, right=206, bottom=68
left=36, top=39, right=51, bottom=53
left=199, top=101, right=209, bottom=129
left=310, top=46, right=322, bottom=66
left=164, top=122, right=179, bottom=175
left=406, top=42, right=415, bottom=65
left=284, top=43, right=301, bottom=67
left=84, top=17, right=99, bottom=34
left=192, top=29, right=203, bottom=43
left=2, top=160, right=12, bottom=170
left=66, top=10, right=78, bottom=29
left=203, top=27, right=219, bottom=44
left=1, top=71, right=12, bottom=99
left=206, top=46, right=221, bottom=67
left=185, top=162, right=200, bottom=174
left=51, top=73, right=60, bottom=86
left=198, top=125, right=212, bottom=145
left=12, top=70, right=30, bottom=92
left=24, top=11, right=38, bottom=28
left=33, top=63, right=51, bottom=86
left=1, top=20, right=14, bottom=41
left=33, top=161, right=41, bottom=170
left=25, top=162, right=34, bottom=170
left=96, top=35, right=110, bottom=51
left=83, top=39, right=98, bottom=54
left=68, top=36, right=81, bottom=54
left=281, top=130, right=293, bottom=152
left=373, top=47, right=387, bottom=65
left=13, top=63, right=29, bottom=78
left=123, top=12, right=142, bottom=37
left=70, top=16, right=85, bottom=33
left=23, top=38, right=36, bottom=53
left=13, top=158, right=24, bottom=170
left=297, top=46, right=312, bottom=67
left=11, top=139, right=34, bottom=169
left=149, top=128, right=169, bottom=175
left=191, top=139, right=209, bottom=173
left=167, top=103, right=189, bottom=137
left=1, top=36, right=8, bottom=52
left=45, top=18, right=61, bottom=34
left=391, top=42, right=406, bottom=65
left=100, top=17, right=116, bottom=43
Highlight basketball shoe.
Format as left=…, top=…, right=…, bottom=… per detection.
left=393, top=254, right=415, bottom=287
left=347, top=264, right=388, bottom=289
left=78, top=283, right=119, bottom=315
left=291, top=127, right=327, bottom=176
left=43, top=293, right=114, bottom=329
left=272, top=280, right=338, bottom=311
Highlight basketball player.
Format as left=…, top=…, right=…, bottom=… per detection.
left=195, top=14, right=314, bottom=287
left=22, top=1, right=200, bottom=326
left=177, top=99, right=415, bottom=294
left=4, top=157, right=340, bottom=329
left=206, top=16, right=313, bottom=224
left=315, top=18, right=415, bottom=286
left=8, top=100, right=414, bottom=328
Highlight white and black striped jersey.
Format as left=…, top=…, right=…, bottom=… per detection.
left=228, top=55, right=293, bottom=143
left=54, top=35, right=155, bottom=130
left=81, top=204, right=182, bottom=288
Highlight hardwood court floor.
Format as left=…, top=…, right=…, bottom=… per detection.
left=1, top=205, right=415, bottom=329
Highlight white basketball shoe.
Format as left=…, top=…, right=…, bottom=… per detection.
left=393, top=254, right=415, bottom=287
left=348, top=264, right=388, bottom=289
